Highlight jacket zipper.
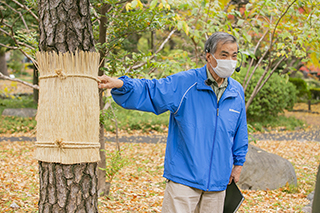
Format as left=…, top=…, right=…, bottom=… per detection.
left=207, top=101, right=219, bottom=191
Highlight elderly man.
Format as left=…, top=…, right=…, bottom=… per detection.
left=98, top=32, right=248, bottom=213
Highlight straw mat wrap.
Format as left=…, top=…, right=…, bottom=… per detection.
left=35, top=51, right=101, bottom=164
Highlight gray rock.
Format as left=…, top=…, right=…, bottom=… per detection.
left=2, top=108, right=37, bottom=117
left=307, top=191, right=314, bottom=200
left=238, top=144, right=297, bottom=190
left=302, top=205, right=312, bottom=213
left=303, top=191, right=314, bottom=213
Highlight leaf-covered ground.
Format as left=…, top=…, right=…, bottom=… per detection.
left=0, top=138, right=319, bottom=212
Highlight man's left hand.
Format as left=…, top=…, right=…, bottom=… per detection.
left=229, top=165, right=242, bottom=184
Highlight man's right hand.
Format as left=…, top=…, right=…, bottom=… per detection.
left=98, top=75, right=124, bottom=89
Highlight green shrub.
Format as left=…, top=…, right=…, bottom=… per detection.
left=310, top=88, right=320, bottom=100
left=100, top=149, right=129, bottom=183
left=290, top=70, right=304, bottom=79
left=234, top=67, right=297, bottom=121
left=305, top=79, right=320, bottom=88
left=289, top=77, right=311, bottom=101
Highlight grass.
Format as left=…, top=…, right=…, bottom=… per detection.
left=0, top=95, right=37, bottom=114
left=0, top=116, right=36, bottom=134
left=248, top=114, right=306, bottom=132
left=0, top=96, right=37, bottom=134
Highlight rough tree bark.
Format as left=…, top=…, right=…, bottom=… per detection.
left=38, top=162, right=98, bottom=212
left=38, top=0, right=99, bottom=212
left=0, top=51, right=9, bottom=76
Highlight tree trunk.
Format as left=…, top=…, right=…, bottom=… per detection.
left=312, top=164, right=320, bottom=213
left=33, top=66, right=39, bottom=103
left=96, top=4, right=111, bottom=197
left=38, top=0, right=98, bottom=212
left=39, top=0, right=95, bottom=53
left=39, top=162, right=98, bottom=212
left=98, top=122, right=106, bottom=196
left=0, top=51, right=9, bottom=76
left=150, top=31, right=155, bottom=53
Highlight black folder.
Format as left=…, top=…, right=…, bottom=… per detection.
left=223, top=180, right=244, bottom=213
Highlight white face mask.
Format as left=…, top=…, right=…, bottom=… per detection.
left=209, top=53, right=237, bottom=78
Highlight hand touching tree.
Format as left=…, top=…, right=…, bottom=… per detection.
left=98, top=75, right=124, bottom=89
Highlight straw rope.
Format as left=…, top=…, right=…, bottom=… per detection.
left=36, top=140, right=101, bottom=149
left=39, top=69, right=101, bottom=82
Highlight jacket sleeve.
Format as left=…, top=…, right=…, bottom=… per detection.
left=111, top=75, right=184, bottom=115
left=232, top=89, right=249, bottom=166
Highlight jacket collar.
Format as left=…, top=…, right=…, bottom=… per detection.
left=196, top=65, right=239, bottom=98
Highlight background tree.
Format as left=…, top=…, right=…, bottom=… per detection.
left=0, top=47, right=8, bottom=76
left=161, top=0, right=320, bottom=115
left=92, top=0, right=178, bottom=194
left=2, top=0, right=320, bottom=112
left=0, top=0, right=39, bottom=100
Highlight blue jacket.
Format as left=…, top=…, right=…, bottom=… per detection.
left=111, top=65, right=248, bottom=191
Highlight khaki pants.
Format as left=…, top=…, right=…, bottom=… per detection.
left=161, top=180, right=226, bottom=213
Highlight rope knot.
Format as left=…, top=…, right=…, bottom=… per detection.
left=54, top=138, right=65, bottom=149
left=55, top=69, right=67, bottom=80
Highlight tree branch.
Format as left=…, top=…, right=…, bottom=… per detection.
left=0, top=72, right=39, bottom=90
left=243, top=30, right=269, bottom=89
left=0, top=24, right=36, bottom=50
left=244, top=1, right=297, bottom=111
left=0, top=22, right=37, bottom=67
left=245, top=55, right=286, bottom=111
left=0, top=42, right=18, bottom=50
left=0, top=0, right=29, bottom=30
left=257, top=56, right=286, bottom=93
left=204, top=0, right=212, bottom=40
left=128, top=29, right=176, bottom=71
left=11, top=0, right=39, bottom=22
left=110, top=103, right=120, bottom=153
left=269, top=0, right=297, bottom=53
left=0, top=6, right=4, bottom=24
left=17, top=41, right=36, bottom=50
left=98, top=4, right=150, bottom=68
left=90, top=3, right=100, bottom=25
left=243, top=47, right=269, bottom=92
left=223, top=0, right=233, bottom=12
left=191, top=37, right=199, bottom=66
left=148, top=67, right=157, bottom=75
left=0, top=27, right=11, bottom=37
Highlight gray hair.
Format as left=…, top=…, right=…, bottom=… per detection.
left=204, top=32, right=239, bottom=54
